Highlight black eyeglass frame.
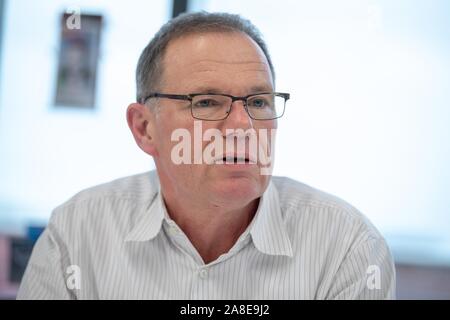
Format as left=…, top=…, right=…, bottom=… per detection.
left=139, top=92, right=290, bottom=121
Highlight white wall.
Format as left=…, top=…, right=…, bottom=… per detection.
left=0, top=0, right=170, bottom=231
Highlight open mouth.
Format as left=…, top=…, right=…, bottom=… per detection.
left=222, top=156, right=251, bottom=164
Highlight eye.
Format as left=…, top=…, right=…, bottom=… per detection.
left=248, top=97, right=268, bottom=108
left=194, top=98, right=220, bottom=108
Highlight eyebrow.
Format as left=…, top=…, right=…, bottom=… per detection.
left=190, top=85, right=274, bottom=95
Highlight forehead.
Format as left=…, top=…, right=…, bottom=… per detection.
left=161, top=31, right=273, bottom=93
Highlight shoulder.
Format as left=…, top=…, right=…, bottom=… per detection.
left=48, top=170, right=159, bottom=232
left=271, top=176, right=385, bottom=246
left=60, top=170, right=159, bottom=205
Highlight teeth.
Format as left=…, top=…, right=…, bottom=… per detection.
left=222, top=156, right=248, bottom=163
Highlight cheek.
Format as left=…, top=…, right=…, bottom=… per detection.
left=156, top=120, right=195, bottom=162
left=254, top=121, right=277, bottom=145
left=260, top=119, right=277, bottom=130
left=157, top=130, right=178, bottom=161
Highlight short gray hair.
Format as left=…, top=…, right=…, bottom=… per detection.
left=136, top=11, right=275, bottom=103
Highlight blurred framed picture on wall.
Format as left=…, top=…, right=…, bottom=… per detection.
left=54, top=12, right=102, bottom=108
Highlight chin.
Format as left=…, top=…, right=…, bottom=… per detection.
left=213, top=174, right=265, bottom=203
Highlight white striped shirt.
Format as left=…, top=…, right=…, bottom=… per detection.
left=17, top=170, right=395, bottom=299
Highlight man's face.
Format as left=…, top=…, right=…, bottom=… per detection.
left=149, top=31, right=276, bottom=209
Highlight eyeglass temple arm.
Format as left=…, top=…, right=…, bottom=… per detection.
left=140, top=93, right=192, bottom=104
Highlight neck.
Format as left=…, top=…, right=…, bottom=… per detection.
left=161, top=189, right=259, bottom=264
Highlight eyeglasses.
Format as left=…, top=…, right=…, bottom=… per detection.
left=139, top=92, right=290, bottom=121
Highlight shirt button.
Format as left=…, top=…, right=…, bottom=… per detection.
left=199, top=269, right=208, bottom=279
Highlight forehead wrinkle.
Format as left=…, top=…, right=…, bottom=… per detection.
left=184, top=62, right=271, bottom=81
left=191, top=59, right=268, bottom=65
left=190, top=69, right=270, bottom=76
left=186, top=69, right=271, bottom=93
left=165, top=62, right=270, bottom=84
left=185, top=59, right=269, bottom=71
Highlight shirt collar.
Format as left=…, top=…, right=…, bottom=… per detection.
left=124, top=173, right=165, bottom=242
left=124, top=173, right=293, bottom=257
left=249, top=181, right=293, bottom=257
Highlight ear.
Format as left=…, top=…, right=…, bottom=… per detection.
left=126, top=103, right=159, bottom=157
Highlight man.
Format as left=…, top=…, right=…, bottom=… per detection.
left=18, top=12, right=395, bottom=299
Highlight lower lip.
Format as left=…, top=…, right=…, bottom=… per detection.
left=216, top=161, right=257, bottom=170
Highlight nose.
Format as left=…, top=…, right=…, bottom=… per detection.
left=223, top=99, right=253, bottom=129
